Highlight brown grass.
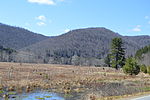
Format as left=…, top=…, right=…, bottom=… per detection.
left=0, top=62, right=150, bottom=100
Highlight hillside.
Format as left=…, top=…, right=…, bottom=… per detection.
left=21, top=28, right=120, bottom=57
left=135, top=45, right=150, bottom=66
left=19, top=27, right=150, bottom=65
left=21, top=28, right=150, bottom=57
left=139, top=52, right=150, bottom=66
left=0, top=23, right=48, bottom=49
left=0, top=23, right=150, bottom=65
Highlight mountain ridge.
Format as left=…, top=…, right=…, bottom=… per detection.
left=0, top=23, right=48, bottom=49
left=0, top=23, right=150, bottom=65
left=20, top=27, right=150, bottom=58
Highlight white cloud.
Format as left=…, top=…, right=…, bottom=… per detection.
left=37, top=22, right=46, bottom=26
left=64, top=29, right=70, bottom=33
left=132, top=25, right=141, bottom=32
left=145, top=16, right=149, bottom=19
left=35, top=15, right=51, bottom=26
left=132, top=28, right=141, bottom=32
left=28, top=0, right=55, bottom=5
left=36, top=15, right=46, bottom=21
left=148, top=21, right=150, bottom=24
left=58, top=0, right=65, bottom=2
left=27, top=0, right=66, bottom=5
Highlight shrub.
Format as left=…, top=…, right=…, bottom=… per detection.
left=140, top=64, right=147, bottom=73
left=147, top=66, right=150, bottom=75
left=123, top=57, right=140, bottom=75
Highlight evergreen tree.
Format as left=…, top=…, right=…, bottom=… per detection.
left=110, top=38, right=125, bottom=69
left=135, top=45, right=150, bottom=59
left=140, top=64, right=147, bottom=74
left=123, top=57, right=140, bottom=75
left=104, top=54, right=111, bottom=67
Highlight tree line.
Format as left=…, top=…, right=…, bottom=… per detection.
left=0, top=37, right=149, bottom=73
left=135, top=45, right=150, bottom=59
left=105, top=37, right=150, bottom=75
left=0, top=46, right=16, bottom=62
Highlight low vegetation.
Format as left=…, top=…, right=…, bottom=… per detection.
left=147, top=66, right=150, bottom=75
left=0, top=62, right=150, bottom=100
left=140, top=64, right=147, bottom=74
left=123, top=57, right=140, bottom=75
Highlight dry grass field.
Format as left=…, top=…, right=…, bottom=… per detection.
left=0, top=62, right=150, bottom=100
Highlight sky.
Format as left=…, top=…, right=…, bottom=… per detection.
left=0, top=0, right=150, bottom=36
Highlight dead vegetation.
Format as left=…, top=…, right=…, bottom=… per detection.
left=0, top=62, right=150, bottom=100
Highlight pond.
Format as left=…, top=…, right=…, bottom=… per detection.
left=1, top=91, right=65, bottom=100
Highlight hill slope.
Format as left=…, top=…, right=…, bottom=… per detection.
left=0, top=23, right=48, bottom=49
left=21, top=28, right=150, bottom=58
left=21, top=28, right=121, bottom=58
left=0, top=23, right=150, bottom=65
left=135, top=45, right=150, bottom=66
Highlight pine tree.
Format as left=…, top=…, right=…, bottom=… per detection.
left=123, top=57, right=140, bottom=75
left=110, top=38, right=125, bottom=70
left=104, top=54, right=111, bottom=67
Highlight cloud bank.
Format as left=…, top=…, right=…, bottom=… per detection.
left=28, top=0, right=55, bottom=5
left=132, top=25, right=141, bottom=32
left=27, top=0, right=66, bottom=5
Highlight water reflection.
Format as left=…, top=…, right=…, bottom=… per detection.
left=3, top=91, right=65, bottom=100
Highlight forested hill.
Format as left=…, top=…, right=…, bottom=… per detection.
left=0, top=23, right=150, bottom=65
left=135, top=45, right=150, bottom=66
left=21, top=28, right=120, bottom=58
left=0, top=23, right=48, bottom=49
left=21, top=28, right=150, bottom=59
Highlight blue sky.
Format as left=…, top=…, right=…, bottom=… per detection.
left=0, top=0, right=150, bottom=36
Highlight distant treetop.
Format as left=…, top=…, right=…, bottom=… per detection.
left=135, top=45, right=150, bottom=59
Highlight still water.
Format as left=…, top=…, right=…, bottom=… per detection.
left=1, top=91, right=65, bottom=100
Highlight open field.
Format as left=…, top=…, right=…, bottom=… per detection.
left=0, top=62, right=150, bottom=100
